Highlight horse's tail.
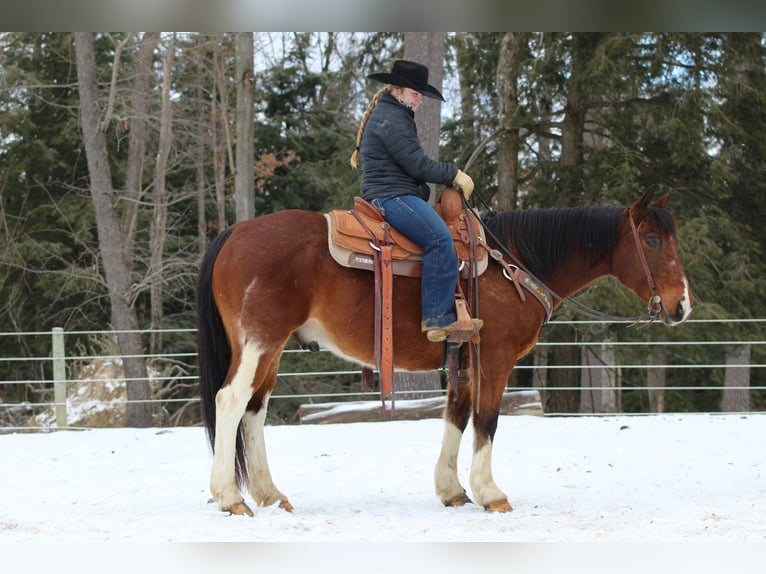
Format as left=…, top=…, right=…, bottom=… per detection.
left=196, top=226, right=247, bottom=486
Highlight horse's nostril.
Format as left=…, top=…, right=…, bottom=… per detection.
left=673, top=298, right=692, bottom=323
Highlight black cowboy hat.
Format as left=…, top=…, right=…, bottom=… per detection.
left=367, top=59, right=445, bottom=102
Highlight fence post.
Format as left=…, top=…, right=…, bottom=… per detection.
left=52, top=327, right=67, bottom=427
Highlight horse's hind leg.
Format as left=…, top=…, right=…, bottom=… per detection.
left=434, top=377, right=473, bottom=507
left=209, top=342, right=262, bottom=516
left=242, top=357, right=293, bottom=512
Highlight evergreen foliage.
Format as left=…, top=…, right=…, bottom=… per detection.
left=0, top=32, right=763, bottom=420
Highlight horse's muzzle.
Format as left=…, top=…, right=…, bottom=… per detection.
left=661, top=299, right=692, bottom=326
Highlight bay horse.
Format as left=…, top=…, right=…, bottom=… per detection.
left=196, top=187, right=692, bottom=515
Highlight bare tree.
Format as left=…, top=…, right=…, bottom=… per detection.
left=74, top=32, right=152, bottom=427
left=194, top=36, right=211, bottom=254
left=122, top=32, right=160, bottom=271
left=210, top=36, right=234, bottom=232
left=149, top=40, right=173, bottom=354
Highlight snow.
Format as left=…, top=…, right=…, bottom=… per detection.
left=2, top=413, right=766, bottom=571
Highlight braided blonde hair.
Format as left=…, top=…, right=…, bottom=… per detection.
left=350, top=87, right=390, bottom=168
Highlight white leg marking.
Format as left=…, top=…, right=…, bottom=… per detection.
left=243, top=394, right=289, bottom=507
left=209, top=342, right=262, bottom=511
left=469, top=440, right=507, bottom=508
left=434, top=422, right=467, bottom=504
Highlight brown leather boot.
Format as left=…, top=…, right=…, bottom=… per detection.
left=424, top=318, right=484, bottom=343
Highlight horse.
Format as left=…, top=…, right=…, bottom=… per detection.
left=195, top=187, right=693, bottom=515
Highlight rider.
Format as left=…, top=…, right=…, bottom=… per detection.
left=350, top=59, right=482, bottom=342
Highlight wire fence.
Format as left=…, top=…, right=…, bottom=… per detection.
left=0, top=318, right=763, bottom=430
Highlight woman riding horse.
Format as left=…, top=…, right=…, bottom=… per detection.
left=350, top=59, right=481, bottom=343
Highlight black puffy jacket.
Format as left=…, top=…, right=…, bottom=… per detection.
left=359, top=93, right=458, bottom=201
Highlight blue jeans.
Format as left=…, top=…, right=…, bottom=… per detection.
left=371, top=195, right=458, bottom=328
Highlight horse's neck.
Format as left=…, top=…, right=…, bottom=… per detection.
left=495, top=205, right=622, bottom=302
left=540, top=249, right=614, bottom=302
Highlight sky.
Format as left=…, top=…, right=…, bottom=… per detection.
left=2, top=413, right=766, bottom=572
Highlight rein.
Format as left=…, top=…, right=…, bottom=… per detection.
left=462, top=195, right=662, bottom=326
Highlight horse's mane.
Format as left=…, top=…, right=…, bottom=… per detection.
left=480, top=205, right=676, bottom=278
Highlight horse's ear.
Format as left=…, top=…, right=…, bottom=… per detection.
left=629, top=186, right=655, bottom=223
left=651, top=190, right=673, bottom=209
left=641, top=185, right=658, bottom=206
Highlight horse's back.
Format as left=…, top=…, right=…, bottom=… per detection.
left=230, top=209, right=327, bottom=247
left=219, top=210, right=328, bottom=269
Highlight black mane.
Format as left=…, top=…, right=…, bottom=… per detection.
left=480, top=205, right=676, bottom=278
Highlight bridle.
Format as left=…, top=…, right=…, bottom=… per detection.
left=629, top=213, right=663, bottom=322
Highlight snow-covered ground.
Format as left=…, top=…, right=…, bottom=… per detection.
left=2, top=414, right=765, bottom=571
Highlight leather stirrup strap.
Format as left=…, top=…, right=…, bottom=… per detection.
left=351, top=210, right=395, bottom=407
left=372, top=240, right=383, bottom=374
left=379, top=240, right=394, bottom=403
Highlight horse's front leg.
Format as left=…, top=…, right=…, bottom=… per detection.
left=469, top=374, right=513, bottom=512
left=434, top=378, right=473, bottom=507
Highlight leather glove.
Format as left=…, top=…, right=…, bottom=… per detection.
left=453, top=169, right=474, bottom=201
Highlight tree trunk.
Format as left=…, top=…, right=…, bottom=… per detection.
left=544, top=328, right=581, bottom=413
left=149, top=42, right=173, bottom=354
left=557, top=33, right=602, bottom=207
left=406, top=32, right=446, bottom=204
left=721, top=344, right=751, bottom=412
left=647, top=347, right=666, bottom=413
left=533, top=347, right=548, bottom=389
left=579, top=344, right=620, bottom=413
left=211, top=40, right=228, bottom=232
left=234, top=32, right=255, bottom=222
left=396, top=32, right=447, bottom=399
left=211, top=90, right=227, bottom=231
left=544, top=37, right=601, bottom=401
left=121, top=32, right=160, bottom=272
left=195, top=39, right=209, bottom=254
left=495, top=32, right=528, bottom=211
left=74, top=33, right=153, bottom=427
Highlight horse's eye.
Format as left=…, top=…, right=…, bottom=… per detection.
left=645, top=233, right=661, bottom=249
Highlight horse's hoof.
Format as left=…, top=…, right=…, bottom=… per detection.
left=278, top=499, right=294, bottom=513
left=443, top=492, right=473, bottom=507
left=227, top=501, right=254, bottom=517
left=484, top=499, right=513, bottom=513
